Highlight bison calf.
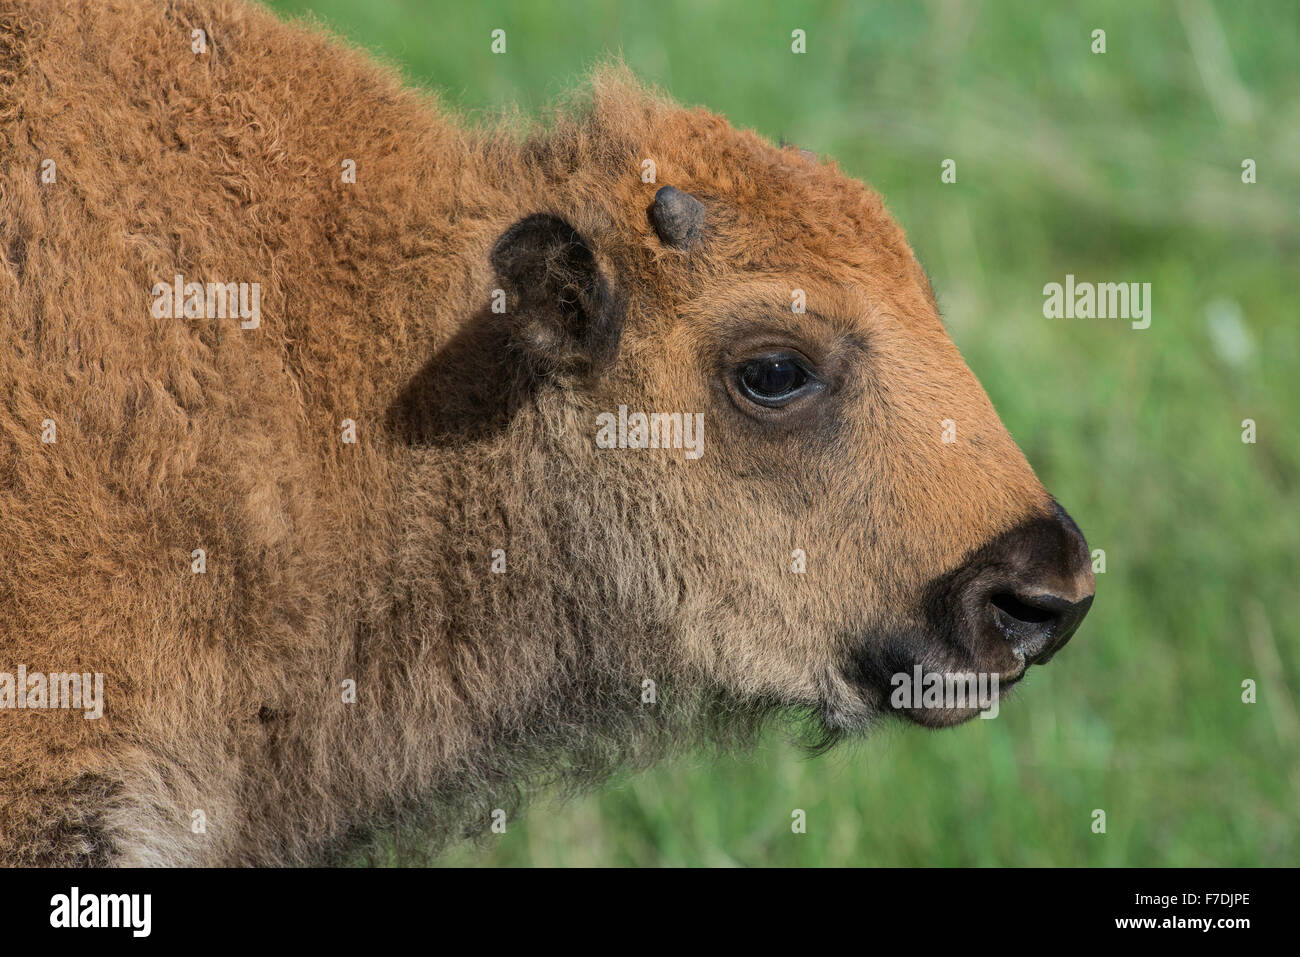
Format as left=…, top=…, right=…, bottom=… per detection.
left=0, top=0, right=1094, bottom=865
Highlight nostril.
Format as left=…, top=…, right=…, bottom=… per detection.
left=987, top=591, right=1067, bottom=664
left=986, top=589, right=1091, bottom=665
left=990, top=592, right=1057, bottom=626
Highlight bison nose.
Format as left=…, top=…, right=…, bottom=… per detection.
left=966, top=501, right=1096, bottom=667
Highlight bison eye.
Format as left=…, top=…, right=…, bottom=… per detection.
left=735, top=353, right=820, bottom=407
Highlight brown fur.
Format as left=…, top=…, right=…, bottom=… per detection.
left=0, top=0, right=1059, bottom=865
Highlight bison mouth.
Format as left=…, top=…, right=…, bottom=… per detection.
left=838, top=626, right=1028, bottom=730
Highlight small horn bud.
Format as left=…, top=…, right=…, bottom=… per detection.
left=649, top=185, right=704, bottom=248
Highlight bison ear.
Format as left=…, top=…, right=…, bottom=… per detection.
left=490, top=213, right=624, bottom=376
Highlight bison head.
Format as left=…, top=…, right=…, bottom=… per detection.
left=434, top=78, right=1094, bottom=745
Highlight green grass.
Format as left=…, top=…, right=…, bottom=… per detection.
left=266, top=0, right=1300, bottom=866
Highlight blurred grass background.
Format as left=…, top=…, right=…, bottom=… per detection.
left=265, top=0, right=1299, bottom=866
